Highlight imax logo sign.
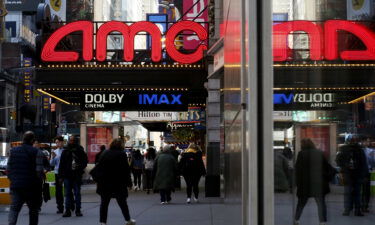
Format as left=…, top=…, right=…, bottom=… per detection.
left=138, top=94, right=182, bottom=105
left=274, top=93, right=334, bottom=104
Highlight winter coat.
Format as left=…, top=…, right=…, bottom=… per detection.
left=274, top=151, right=289, bottom=192
left=178, top=149, right=206, bottom=177
left=295, top=147, right=332, bottom=198
left=7, top=144, right=42, bottom=189
left=336, top=143, right=368, bottom=183
left=58, top=144, right=88, bottom=180
left=95, top=149, right=132, bottom=196
left=153, top=152, right=178, bottom=191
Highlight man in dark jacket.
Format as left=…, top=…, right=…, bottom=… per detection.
left=153, top=145, right=178, bottom=204
left=58, top=135, right=88, bottom=217
left=336, top=135, right=368, bottom=216
left=7, top=131, right=42, bottom=225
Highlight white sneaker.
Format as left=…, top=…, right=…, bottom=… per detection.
left=100, top=223, right=106, bottom=225
left=160, top=202, right=166, bottom=205
left=193, top=197, right=199, bottom=203
left=126, top=219, right=136, bottom=225
left=187, top=198, right=191, bottom=203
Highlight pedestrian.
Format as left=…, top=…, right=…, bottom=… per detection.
left=95, top=145, right=106, bottom=165
left=294, top=138, right=336, bottom=225
left=93, top=138, right=136, bottom=225
left=178, top=143, right=206, bottom=203
left=58, top=135, right=88, bottom=217
left=33, top=140, right=51, bottom=212
left=50, top=136, right=65, bottom=213
left=361, top=137, right=375, bottom=213
left=274, top=149, right=290, bottom=193
left=153, top=145, right=178, bottom=204
left=7, top=131, right=43, bottom=225
left=144, top=148, right=156, bottom=194
left=130, top=149, right=144, bottom=191
left=336, top=134, right=368, bottom=216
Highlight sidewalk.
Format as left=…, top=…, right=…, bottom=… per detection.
left=0, top=185, right=374, bottom=225
left=0, top=185, right=239, bottom=225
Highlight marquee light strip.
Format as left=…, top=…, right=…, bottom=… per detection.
left=41, top=87, right=189, bottom=91
left=222, top=87, right=375, bottom=91
left=348, top=91, right=375, bottom=104
left=37, top=89, right=71, bottom=105
left=39, top=64, right=202, bottom=69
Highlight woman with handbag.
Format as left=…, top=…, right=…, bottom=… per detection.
left=92, top=138, right=136, bottom=225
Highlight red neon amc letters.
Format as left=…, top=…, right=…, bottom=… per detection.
left=41, top=20, right=208, bottom=64
left=273, top=20, right=375, bottom=61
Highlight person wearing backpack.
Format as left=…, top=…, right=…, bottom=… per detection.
left=178, top=143, right=206, bottom=203
left=130, top=150, right=144, bottom=191
left=336, top=134, right=368, bottom=216
left=143, top=148, right=156, bottom=194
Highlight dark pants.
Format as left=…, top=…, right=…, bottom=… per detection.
left=159, top=189, right=172, bottom=203
left=361, top=172, right=371, bottom=210
left=295, top=196, right=327, bottom=222
left=100, top=192, right=131, bottom=223
left=132, top=169, right=142, bottom=188
left=343, top=177, right=362, bottom=211
left=183, top=175, right=201, bottom=198
left=64, top=178, right=81, bottom=212
left=144, top=169, right=154, bottom=190
left=55, top=174, right=64, bottom=211
left=9, top=187, right=41, bottom=225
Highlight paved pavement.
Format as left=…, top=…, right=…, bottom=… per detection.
left=0, top=185, right=374, bottom=225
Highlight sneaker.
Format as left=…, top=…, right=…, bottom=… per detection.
left=160, top=202, right=166, bottom=205
left=100, top=223, right=106, bottom=225
left=62, top=210, right=71, bottom=217
left=293, top=220, right=300, bottom=225
left=193, top=197, right=199, bottom=203
left=187, top=198, right=191, bottom=204
left=125, top=219, right=136, bottom=225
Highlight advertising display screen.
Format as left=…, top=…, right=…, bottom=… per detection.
left=86, top=127, right=112, bottom=163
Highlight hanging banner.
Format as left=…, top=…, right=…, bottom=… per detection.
left=183, top=0, right=208, bottom=50
left=347, top=0, right=374, bottom=20
left=22, top=58, right=33, bottom=103
left=46, top=0, right=66, bottom=21
left=86, top=126, right=113, bottom=163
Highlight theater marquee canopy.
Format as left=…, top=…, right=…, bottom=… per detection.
left=35, top=20, right=209, bottom=111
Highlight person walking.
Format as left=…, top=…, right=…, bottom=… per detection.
left=95, top=145, right=106, bottom=165
left=179, top=143, right=206, bottom=203
left=93, top=138, right=136, bottom=225
left=7, top=131, right=43, bottom=225
left=274, top=149, right=290, bottom=193
left=294, top=139, right=335, bottom=225
left=143, top=148, right=156, bottom=194
left=153, top=145, right=178, bottom=204
left=50, top=136, right=65, bottom=213
left=361, top=138, right=375, bottom=213
left=336, top=134, right=368, bottom=216
left=58, top=135, right=88, bottom=217
left=130, top=150, right=144, bottom=191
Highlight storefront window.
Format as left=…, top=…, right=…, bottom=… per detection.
left=273, top=0, right=375, bottom=224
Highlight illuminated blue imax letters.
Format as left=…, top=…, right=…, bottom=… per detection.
left=138, top=94, right=182, bottom=105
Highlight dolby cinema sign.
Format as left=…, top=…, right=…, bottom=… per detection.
left=81, top=91, right=188, bottom=111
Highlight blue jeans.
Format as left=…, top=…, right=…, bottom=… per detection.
left=8, top=188, right=41, bottom=225
left=64, top=178, right=81, bottom=211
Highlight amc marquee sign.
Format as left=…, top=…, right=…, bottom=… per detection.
left=41, top=20, right=208, bottom=64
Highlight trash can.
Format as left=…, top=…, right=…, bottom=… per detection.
left=0, top=176, right=10, bottom=204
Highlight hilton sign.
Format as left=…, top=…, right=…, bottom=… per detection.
left=41, top=20, right=208, bottom=64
